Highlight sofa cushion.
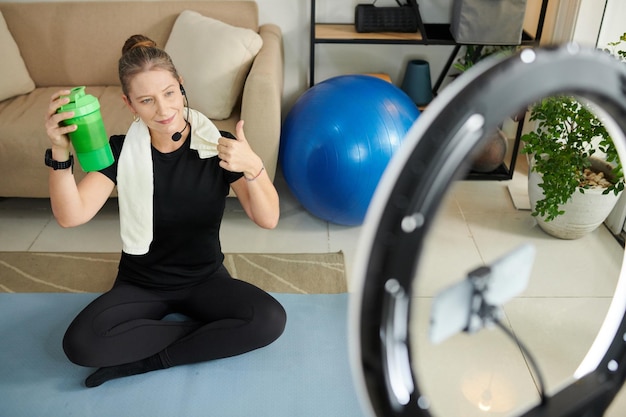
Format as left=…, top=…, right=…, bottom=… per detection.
left=165, top=10, right=262, bottom=120
left=0, top=11, right=34, bottom=102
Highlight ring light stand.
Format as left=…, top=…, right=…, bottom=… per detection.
left=350, top=44, right=626, bottom=417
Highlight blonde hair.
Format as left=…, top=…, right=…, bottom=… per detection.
left=118, top=34, right=181, bottom=99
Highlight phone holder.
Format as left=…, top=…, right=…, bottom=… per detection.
left=429, top=244, right=535, bottom=345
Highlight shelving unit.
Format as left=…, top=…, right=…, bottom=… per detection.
left=309, top=0, right=549, bottom=180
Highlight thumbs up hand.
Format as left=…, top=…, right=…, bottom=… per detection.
left=217, top=120, right=263, bottom=179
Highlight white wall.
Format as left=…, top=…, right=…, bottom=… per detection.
left=571, top=0, right=606, bottom=46
left=597, top=0, right=624, bottom=48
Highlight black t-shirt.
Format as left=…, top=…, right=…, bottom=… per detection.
left=101, top=133, right=243, bottom=289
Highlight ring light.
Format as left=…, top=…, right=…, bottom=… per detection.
left=350, top=44, right=626, bottom=417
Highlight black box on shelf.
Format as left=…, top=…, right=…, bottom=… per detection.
left=355, top=0, right=423, bottom=34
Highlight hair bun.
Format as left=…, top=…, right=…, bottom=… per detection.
left=122, top=34, right=158, bottom=55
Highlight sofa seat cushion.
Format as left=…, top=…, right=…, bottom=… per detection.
left=0, top=11, right=34, bottom=102
left=165, top=10, right=263, bottom=120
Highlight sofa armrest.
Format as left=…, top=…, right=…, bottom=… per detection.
left=240, top=23, right=284, bottom=183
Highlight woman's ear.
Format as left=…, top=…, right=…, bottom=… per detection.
left=121, top=94, right=139, bottom=121
left=122, top=94, right=136, bottom=114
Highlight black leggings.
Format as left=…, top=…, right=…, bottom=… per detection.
left=63, top=266, right=287, bottom=368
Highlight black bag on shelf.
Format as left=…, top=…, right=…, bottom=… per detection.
left=355, top=0, right=423, bottom=34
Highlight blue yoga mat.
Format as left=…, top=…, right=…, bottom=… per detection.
left=0, top=293, right=365, bottom=417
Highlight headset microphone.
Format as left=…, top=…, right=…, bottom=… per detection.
left=171, top=84, right=190, bottom=142
left=171, top=123, right=187, bottom=141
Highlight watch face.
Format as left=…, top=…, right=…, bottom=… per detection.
left=351, top=45, right=626, bottom=417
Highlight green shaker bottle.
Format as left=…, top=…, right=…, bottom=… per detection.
left=58, top=86, right=114, bottom=172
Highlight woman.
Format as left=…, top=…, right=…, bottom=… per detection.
left=44, top=35, right=286, bottom=388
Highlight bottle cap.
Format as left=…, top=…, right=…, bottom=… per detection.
left=58, top=86, right=100, bottom=117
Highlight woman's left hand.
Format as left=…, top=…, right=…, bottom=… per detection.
left=217, top=120, right=263, bottom=179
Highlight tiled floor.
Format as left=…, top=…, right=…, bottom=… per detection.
left=1, top=162, right=626, bottom=417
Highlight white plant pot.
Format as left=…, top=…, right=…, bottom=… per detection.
left=528, top=162, right=620, bottom=240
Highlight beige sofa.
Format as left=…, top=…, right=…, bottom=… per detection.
left=0, top=1, right=283, bottom=197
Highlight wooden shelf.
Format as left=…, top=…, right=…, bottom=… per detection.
left=315, top=24, right=424, bottom=42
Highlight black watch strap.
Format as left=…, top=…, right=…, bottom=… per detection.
left=45, top=148, right=73, bottom=170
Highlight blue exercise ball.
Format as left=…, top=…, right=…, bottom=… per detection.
left=280, top=74, right=420, bottom=226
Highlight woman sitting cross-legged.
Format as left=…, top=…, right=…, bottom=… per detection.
left=43, top=34, right=286, bottom=388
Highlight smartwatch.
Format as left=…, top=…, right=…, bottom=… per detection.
left=44, top=148, right=73, bottom=170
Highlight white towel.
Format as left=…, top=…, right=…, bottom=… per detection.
left=117, top=108, right=221, bottom=255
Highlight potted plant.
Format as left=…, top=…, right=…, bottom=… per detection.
left=520, top=95, right=625, bottom=239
